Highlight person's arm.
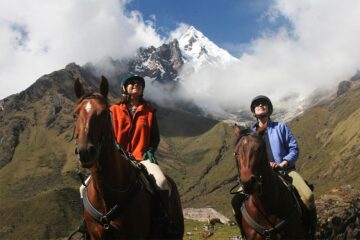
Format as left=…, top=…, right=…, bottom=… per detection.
left=282, top=123, right=299, bottom=168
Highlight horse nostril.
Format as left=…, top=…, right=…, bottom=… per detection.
left=88, top=145, right=97, bottom=156
left=75, top=148, right=79, bottom=155
left=250, top=176, right=257, bottom=185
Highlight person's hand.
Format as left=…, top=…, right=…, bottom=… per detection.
left=270, top=162, right=278, bottom=169
left=143, top=150, right=157, bottom=164
left=270, top=160, right=288, bottom=169
left=278, top=160, right=288, bottom=169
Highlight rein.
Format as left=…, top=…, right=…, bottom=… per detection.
left=240, top=173, right=301, bottom=240
left=240, top=203, right=288, bottom=240
left=233, top=130, right=300, bottom=239
left=74, top=94, right=144, bottom=230
left=82, top=177, right=142, bottom=230
left=234, top=131, right=265, bottom=195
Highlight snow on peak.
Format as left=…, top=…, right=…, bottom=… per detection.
left=176, top=26, right=238, bottom=71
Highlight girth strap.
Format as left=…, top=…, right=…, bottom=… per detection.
left=240, top=204, right=287, bottom=239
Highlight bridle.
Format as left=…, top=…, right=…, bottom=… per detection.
left=233, top=131, right=301, bottom=239
left=72, top=93, right=111, bottom=167
left=72, top=93, right=144, bottom=231
left=234, top=131, right=265, bottom=195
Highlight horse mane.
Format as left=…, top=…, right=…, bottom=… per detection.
left=256, top=122, right=267, bottom=135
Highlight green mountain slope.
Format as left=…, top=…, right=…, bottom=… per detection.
left=291, top=80, right=360, bottom=194
left=0, top=64, right=238, bottom=239
left=0, top=64, right=359, bottom=239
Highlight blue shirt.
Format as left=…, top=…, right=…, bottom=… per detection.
left=251, top=120, right=299, bottom=168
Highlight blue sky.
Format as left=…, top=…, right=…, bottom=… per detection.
left=126, top=0, right=282, bottom=56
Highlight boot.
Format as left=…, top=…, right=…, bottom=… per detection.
left=68, top=219, right=88, bottom=240
left=78, top=219, right=87, bottom=235
left=158, top=190, right=170, bottom=220
left=158, top=190, right=176, bottom=236
left=231, top=192, right=246, bottom=226
left=307, top=208, right=317, bottom=239
left=78, top=201, right=89, bottom=239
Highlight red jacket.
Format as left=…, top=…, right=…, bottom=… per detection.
left=110, top=102, right=159, bottom=160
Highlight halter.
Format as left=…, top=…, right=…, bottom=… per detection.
left=233, top=131, right=302, bottom=239
left=73, top=94, right=144, bottom=230
left=73, top=94, right=110, bottom=165
left=234, top=131, right=265, bottom=195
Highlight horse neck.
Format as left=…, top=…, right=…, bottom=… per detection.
left=90, top=128, right=134, bottom=203
left=256, top=162, right=282, bottom=207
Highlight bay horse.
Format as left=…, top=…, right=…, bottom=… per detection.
left=73, top=76, right=184, bottom=239
left=232, top=126, right=306, bottom=239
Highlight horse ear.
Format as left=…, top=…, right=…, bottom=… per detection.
left=233, top=124, right=241, bottom=137
left=100, top=76, right=109, bottom=98
left=74, top=78, right=84, bottom=99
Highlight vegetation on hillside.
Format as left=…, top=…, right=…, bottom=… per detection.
left=0, top=64, right=359, bottom=238
left=291, top=80, right=360, bottom=195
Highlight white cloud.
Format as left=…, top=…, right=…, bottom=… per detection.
left=2, top=0, right=360, bottom=122
left=167, top=22, right=190, bottom=42
left=177, top=0, right=360, bottom=119
left=0, top=0, right=163, bottom=99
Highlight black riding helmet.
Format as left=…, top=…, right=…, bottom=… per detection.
left=250, top=95, right=273, bottom=116
left=121, top=75, right=145, bottom=93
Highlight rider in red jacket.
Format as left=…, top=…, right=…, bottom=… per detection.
left=110, top=94, right=159, bottom=161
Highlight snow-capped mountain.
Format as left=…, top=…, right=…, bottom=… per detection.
left=124, top=25, right=238, bottom=84
left=177, top=26, right=239, bottom=71
left=86, top=26, right=243, bottom=119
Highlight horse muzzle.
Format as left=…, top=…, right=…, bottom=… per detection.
left=242, top=175, right=262, bottom=195
left=75, top=144, right=99, bottom=168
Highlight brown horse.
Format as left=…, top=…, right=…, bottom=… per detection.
left=232, top=126, right=306, bottom=239
left=73, top=76, right=184, bottom=239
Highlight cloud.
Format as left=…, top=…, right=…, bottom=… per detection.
left=0, top=0, right=163, bottom=99
left=176, top=0, right=360, bottom=119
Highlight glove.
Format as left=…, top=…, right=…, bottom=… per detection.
left=143, top=150, right=157, bottom=164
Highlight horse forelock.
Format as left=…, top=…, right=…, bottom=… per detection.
left=74, top=92, right=110, bottom=121
left=234, top=128, right=253, bottom=146
left=76, top=92, right=109, bottom=107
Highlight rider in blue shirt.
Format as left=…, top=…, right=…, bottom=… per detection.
left=231, top=95, right=317, bottom=238
left=250, top=120, right=299, bottom=170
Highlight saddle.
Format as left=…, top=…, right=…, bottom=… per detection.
left=276, top=170, right=303, bottom=216
left=129, top=160, right=172, bottom=223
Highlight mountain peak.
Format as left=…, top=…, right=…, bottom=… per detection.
left=175, top=26, right=238, bottom=71
left=180, top=26, right=205, bottom=41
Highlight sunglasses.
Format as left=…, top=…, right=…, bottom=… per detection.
left=254, top=101, right=268, bottom=107
left=126, top=79, right=143, bottom=86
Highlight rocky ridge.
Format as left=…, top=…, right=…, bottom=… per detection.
left=316, top=185, right=360, bottom=239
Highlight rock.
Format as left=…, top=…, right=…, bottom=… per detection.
left=315, top=185, right=360, bottom=239
left=337, top=81, right=352, bottom=96
left=183, top=207, right=230, bottom=224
